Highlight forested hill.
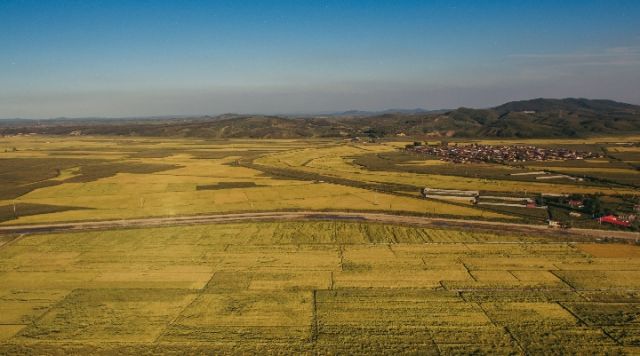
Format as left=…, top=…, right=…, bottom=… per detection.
left=438, top=98, right=640, bottom=137
left=2, top=98, right=639, bottom=139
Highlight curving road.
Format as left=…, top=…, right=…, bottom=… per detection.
left=0, top=211, right=638, bottom=241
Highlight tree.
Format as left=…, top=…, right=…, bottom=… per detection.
left=583, top=195, right=603, bottom=216
left=364, top=128, right=386, bottom=139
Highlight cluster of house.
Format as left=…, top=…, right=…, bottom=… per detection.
left=422, top=188, right=638, bottom=229
left=408, top=143, right=601, bottom=164
left=564, top=198, right=637, bottom=227
left=549, top=197, right=638, bottom=229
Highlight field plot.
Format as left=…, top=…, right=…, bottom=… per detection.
left=255, top=143, right=640, bottom=196
left=1, top=136, right=639, bottom=353
left=0, top=221, right=640, bottom=354
left=0, top=136, right=512, bottom=224
left=18, top=289, right=197, bottom=342
left=2, top=136, right=638, bottom=226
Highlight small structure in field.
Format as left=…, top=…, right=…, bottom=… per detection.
left=510, top=171, right=547, bottom=176
left=618, top=214, right=637, bottom=223
left=548, top=220, right=562, bottom=228
left=542, top=193, right=569, bottom=198
left=598, top=215, right=631, bottom=228
left=422, top=187, right=478, bottom=204
left=423, top=188, right=479, bottom=197
left=548, top=220, right=570, bottom=229
left=568, top=199, right=584, bottom=208
left=536, top=174, right=579, bottom=181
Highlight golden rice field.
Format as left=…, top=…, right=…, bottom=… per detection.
left=0, top=221, right=639, bottom=354
left=2, top=136, right=640, bottom=354
left=255, top=144, right=639, bottom=195
left=2, top=136, right=638, bottom=226
left=0, top=136, right=512, bottom=224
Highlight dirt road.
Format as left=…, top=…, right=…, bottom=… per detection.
left=1, top=211, right=638, bottom=241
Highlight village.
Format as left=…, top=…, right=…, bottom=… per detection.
left=407, top=142, right=602, bottom=163
left=422, top=187, right=640, bottom=230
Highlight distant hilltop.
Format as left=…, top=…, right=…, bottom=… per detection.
left=1, top=98, right=639, bottom=139
left=306, top=108, right=447, bottom=117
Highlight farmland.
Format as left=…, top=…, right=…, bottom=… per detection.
left=0, top=221, right=639, bottom=353
left=2, top=135, right=639, bottom=226
left=1, top=136, right=519, bottom=224
left=255, top=142, right=640, bottom=195
left=1, top=135, right=640, bottom=354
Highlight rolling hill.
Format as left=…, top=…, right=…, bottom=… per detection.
left=1, top=98, right=639, bottom=139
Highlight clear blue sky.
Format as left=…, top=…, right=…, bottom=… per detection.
left=1, top=0, right=639, bottom=118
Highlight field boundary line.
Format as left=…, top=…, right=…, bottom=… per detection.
left=0, top=233, right=26, bottom=250
left=556, top=301, right=623, bottom=346
left=310, top=290, right=318, bottom=343
left=548, top=270, right=578, bottom=292
left=153, top=272, right=219, bottom=344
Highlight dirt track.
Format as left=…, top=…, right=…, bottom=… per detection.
left=0, top=211, right=638, bottom=241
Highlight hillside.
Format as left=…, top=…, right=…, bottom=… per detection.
left=469, top=98, right=640, bottom=137
left=1, top=98, right=639, bottom=139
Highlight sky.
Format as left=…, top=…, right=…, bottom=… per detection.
left=1, top=0, right=639, bottom=118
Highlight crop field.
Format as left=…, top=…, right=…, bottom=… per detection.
left=1, top=135, right=640, bottom=353
left=2, top=136, right=639, bottom=225
left=0, top=136, right=640, bottom=354
left=0, top=136, right=513, bottom=224
left=0, top=221, right=639, bottom=354
left=255, top=143, right=640, bottom=196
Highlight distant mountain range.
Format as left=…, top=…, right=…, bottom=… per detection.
left=302, top=108, right=446, bottom=117
left=1, top=98, right=639, bottom=139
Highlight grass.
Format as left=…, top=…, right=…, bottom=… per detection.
left=0, top=221, right=639, bottom=353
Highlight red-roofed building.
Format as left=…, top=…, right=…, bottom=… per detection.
left=598, top=215, right=631, bottom=227
left=568, top=199, right=584, bottom=208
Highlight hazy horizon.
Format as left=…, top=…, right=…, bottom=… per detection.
left=2, top=0, right=639, bottom=119
left=2, top=95, right=639, bottom=121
